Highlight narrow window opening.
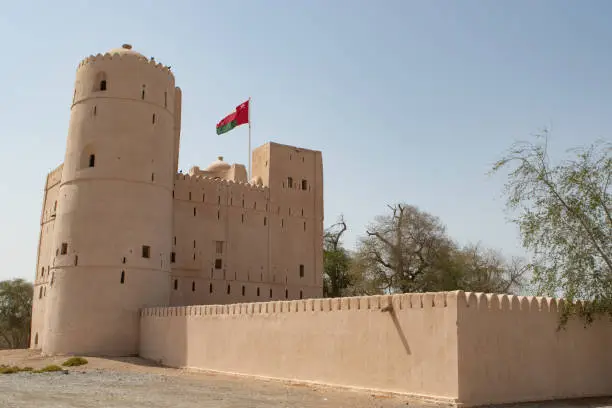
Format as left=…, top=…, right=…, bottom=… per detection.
left=171, top=252, right=176, bottom=263
left=242, top=199, right=245, bottom=207
left=151, top=173, right=155, bottom=182
left=242, top=285, right=245, bottom=296
left=215, top=259, right=223, bottom=269
left=120, top=271, right=125, bottom=284
left=263, top=217, right=267, bottom=226
left=209, top=283, right=213, bottom=293
left=257, top=287, right=260, bottom=297
left=39, top=287, right=43, bottom=299
left=40, top=267, right=44, bottom=277
left=172, top=190, right=175, bottom=198
left=230, top=198, right=233, bottom=205
left=192, top=281, right=196, bottom=292
left=141, top=89, right=145, bottom=100
left=93, top=106, right=97, bottom=116
left=269, top=288, right=273, bottom=298
left=300, top=290, right=303, bottom=299
left=60, top=242, right=68, bottom=255
left=100, top=80, right=107, bottom=91
left=34, top=333, right=38, bottom=346
left=302, top=179, right=308, bottom=190
left=74, top=255, right=78, bottom=266
left=193, top=253, right=196, bottom=260
left=193, top=240, right=196, bottom=248
left=174, top=279, right=178, bottom=290
left=193, top=207, right=197, bottom=216
left=189, top=192, right=192, bottom=200
left=281, top=218, right=284, bottom=227
left=164, top=91, right=167, bottom=107
left=173, top=236, right=176, bottom=245
left=227, top=284, right=231, bottom=294
left=302, top=157, right=305, bottom=162
left=299, top=264, right=305, bottom=278
left=142, top=245, right=150, bottom=258
left=287, top=177, right=293, bottom=188
left=301, top=208, right=304, bottom=216
left=217, top=196, right=220, bottom=204
left=241, top=214, right=244, bottom=223
left=88, top=154, right=95, bottom=168
left=202, top=193, right=205, bottom=202
left=122, top=257, right=126, bottom=264
left=217, top=210, right=220, bottom=220
left=303, top=221, right=306, bottom=231
left=152, top=113, right=156, bottom=124
left=285, top=289, right=289, bottom=299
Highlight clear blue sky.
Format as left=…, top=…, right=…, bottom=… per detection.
left=1, top=0, right=610, bottom=282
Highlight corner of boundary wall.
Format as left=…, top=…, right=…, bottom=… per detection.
left=140, top=291, right=461, bottom=317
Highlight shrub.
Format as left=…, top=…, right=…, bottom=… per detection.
left=62, top=357, right=88, bottom=367
left=34, top=365, right=64, bottom=373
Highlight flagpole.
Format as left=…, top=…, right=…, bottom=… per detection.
left=248, top=96, right=252, bottom=180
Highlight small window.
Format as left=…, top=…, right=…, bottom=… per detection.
left=60, top=242, right=68, bottom=255
left=281, top=218, right=284, bottom=228
left=152, top=114, right=156, bottom=124
left=193, top=253, right=196, bottom=260
left=242, top=199, right=245, bottom=207
left=120, top=271, right=125, bottom=284
left=142, top=245, right=150, bottom=258
left=217, top=196, right=221, bottom=204
left=241, top=214, right=244, bottom=223
left=242, top=285, right=245, bottom=296
left=202, top=193, right=205, bottom=202
left=299, top=264, right=305, bottom=278
left=173, top=236, right=176, bottom=245
left=269, top=288, right=273, bottom=298
left=74, top=255, right=78, bottom=266
left=217, top=210, right=220, bottom=220
left=215, top=258, right=222, bottom=269
left=189, top=192, right=192, bottom=200
left=171, top=252, right=176, bottom=263
left=257, top=287, right=260, bottom=297
left=151, top=173, right=155, bottom=182
left=285, top=289, right=288, bottom=299
left=100, top=80, right=107, bottom=91
left=303, top=221, right=306, bottom=231
left=193, top=207, right=197, bottom=216
left=302, top=179, right=308, bottom=190
left=93, top=106, right=97, bottom=116
left=209, top=283, right=213, bottom=293
left=215, top=241, right=224, bottom=254
left=263, top=217, right=267, bottom=226
left=287, top=177, right=293, bottom=188
left=164, top=91, right=167, bottom=108
left=174, top=279, right=178, bottom=290
left=141, top=89, right=146, bottom=100
left=193, top=240, right=196, bottom=248
left=88, top=154, right=95, bottom=168
left=39, top=287, right=43, bottom=299
left=300, top=290, right=303, bottom=299
left=34, top=333, right=38, bottom=346
left=172, top=190, right=175, bottom=198
left=301, top=208, right=304, bottom=216
left=227, top=284, right=231, bottom=294
left=192, top=281, right=196, bottom=292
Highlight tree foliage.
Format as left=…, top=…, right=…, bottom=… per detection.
left=0, top=279, right=33, bottom=349
left=491, top=132, right=611, bottom=325
left=323, top=216, right=354, bottom=297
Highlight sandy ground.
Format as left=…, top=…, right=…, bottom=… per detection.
left=1, top=349, right=611, bottom=408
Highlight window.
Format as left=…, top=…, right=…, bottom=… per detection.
left=202, top=193, right=205, bottom=202
left=242, top=285, right=245, bottom=296
left=299, top=264, right=304, bottom=278
left=302, top=179, right=308, bottom=190
left=209, top=283, right=213, bottom=293
left=88, top=154, right=95, bottom=168
left=215, top=241, right=224, bottom=254
left=269, top=288, right=272, bottom=298
left=263, top=217, right=267, bottom=226
left=242, top=199, right=245, bottom=207
left=141, top=89, right=145, bottom=100
left=142, top=245, right=150, bottom=258
left=241, top=214, right=244, bottom=223
left=164, top=91, right=167, bottom=108
left=151, top=173, right=155, bottom=182
left=193, top=240, right=196, bottom=248
left=193, top=253, right=196, bottom=260
left=281, top=218, right=284, bottom=228
left=189, top=192, right=192, bottom=200
left=34, top=333, right=38, bottom=346
left=171, top=252, right=176, bottom=263
left=60, top=243, right=68, bottom=255
left=285, top=289, right=288, bottom=299
left=173, top=236, right=176, bottom=245
left=287, top=177, right=293, bottom=188
left=217, top=210, right=220, bottom=220
left=93, top=105, right=97, bottom=116
left=100, top=80, right=107, bottom=91
left=174, top=279, right=178, bottom=290
left=303, top=221, right=306, bottom=231
left=300, top=290, right=303, bottom=299
left=39, top=287, right=43, bottom=299
left=227, top=284, right=231, bottom=294
left=301, top=208, right=304, bottom=216
left=152, top=113, right=156, bottom=124
left=53, top=201, right=57, bottom=211
left=74, top=255, right=78, bottom=266
left=193, top=207, right=197, bottom=216
left=120, top=271, right=125, bottom=284
left=217, top=196, right=221, bottom=204
left=192, top=281, right=196, bottom=292
left=257, top=287, right=260, bottom=297
left=215, top=258, right=222, bottom=269
left=172, top=190, right=175, bottom=198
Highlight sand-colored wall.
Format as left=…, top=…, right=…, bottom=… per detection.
left=140, top=293, right=461, bottom=404
left=139, top=291, right=612, bottom=406
left=456, top=292, right=612, bottom=406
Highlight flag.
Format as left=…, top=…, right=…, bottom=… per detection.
left=216, top=100, right=249, bottom=135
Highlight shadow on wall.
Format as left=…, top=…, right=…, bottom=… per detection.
left=383, top=304, right=411, bottom=355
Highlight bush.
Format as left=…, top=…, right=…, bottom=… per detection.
left=0, top=365, right=33, bottom=374
left=34, top=365, right=64, bottom=373
left=62, top=357, right=88, bottom=367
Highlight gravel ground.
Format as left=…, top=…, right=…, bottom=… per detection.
left=1, top=350, right=611, bottom=408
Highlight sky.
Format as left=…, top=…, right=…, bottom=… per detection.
left=0, top=0, right=611, bottom=282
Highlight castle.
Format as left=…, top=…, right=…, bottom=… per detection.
left=30, top=44, right=324, bottom=356
left=29, top=44, right=611, bottom=407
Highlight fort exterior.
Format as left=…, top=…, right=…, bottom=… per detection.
left=29, top=44, right=611, bottom=407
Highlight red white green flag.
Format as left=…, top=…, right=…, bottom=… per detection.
left=216, top=100, right=250, bottom=135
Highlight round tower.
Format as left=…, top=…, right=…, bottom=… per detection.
left=42, top=44, right=178, bottom=356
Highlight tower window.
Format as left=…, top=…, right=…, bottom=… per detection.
left=34, top=333, right=38, bottom=346
left=122, top=257, right=126, bottom=264
left=242, top=285, right=245, bottom=296
left=227, top=284, right=231, bottom=294
left=141, top=89, right=146, bottom=100
left=164, top=91, right=167, bottom=108
left=303, top=221, right=306, bottom=231
left=151, top=173, right=155, bottom=182
left=269, top=288, right=272, bottom=298
left=174, top=279, right=178, bottom=290
left=285, top=289, right=288, bottom=299
left=189, top=192, right=192, bottom=200
left=215, top=259, right=222, bottom=269
left=299, top=264, right=305, bottom=278
left=99, top=80, right=107, bottom=91
left=302, top=179, right=308, bottom=190
left=202, top=193, right=205, bottom=202
left=60, top=242, right=68, bottom=255
left=171, top=252, right=176, bottom=263
left=93, top=106, right=97, bottom=116
left=152, top=113, right=156, bottom=124
left=217, top=196, right=221, bottom=204
left=88, top=154, right=95, bottom=168
left=173, top=236, right=176, bottom=245
left=193, top=207, right=197, bottom=216
left=209, top=283, right=213, bottom=293
left=300, top=290, right=303, bottom=299
left=74, top=255, right=78, bottom=266
left=263, top=217, right=267, bottom=226
left=193, top=240, right=196, bottom=248
left=142, top=245, right=150, bottom=258
left=192, top=281, right=196, bottom=292
left=53, top=201, right=57, bottom=211
left=257, top=287, right=260, bottom=297
left=39, top=287, right=43, bottom=299
left=217, top=210, right=220, bottom=220
left=242, top=199, right=245, bottom=207
left=120, top=271, right=125, bottom=284
left=281, top=218, right=284, bottom=228
left=287, top=177, right=293, bottom=188
left=241, top=214, right=244, bottom=223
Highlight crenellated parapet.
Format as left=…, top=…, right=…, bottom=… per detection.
left=454, top=290, right=572, bottom=313
left=174, top=173, right=269, bottom=194
left=77, top=51, right=174, bottom=80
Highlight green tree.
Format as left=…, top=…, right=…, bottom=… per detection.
left=491, top=132, right=611, bottom=325
left=0, top=279, right=33, bottom=349
left=323, top=216, right=353, bottom=297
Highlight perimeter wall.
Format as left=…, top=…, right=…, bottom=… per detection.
left=139, top=291, right=612, bottom=406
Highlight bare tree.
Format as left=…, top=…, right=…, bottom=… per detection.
left=323, top=215, right=353, bottom=297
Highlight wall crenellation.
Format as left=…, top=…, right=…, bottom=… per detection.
left=141, top=291, right=458, bottom=317
left=77, top=52, right=174, bottom=78
left=456, top=291, right=571, bottom=313
left=174, top=173, right=269, bottom=192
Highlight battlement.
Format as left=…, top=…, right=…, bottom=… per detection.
left=45, top=163, right=63, bottom=189
left=174, top=173, right=269, bottom=193
left=456, top=291, right=571, bottom=313
left=77, top=51, right=174, bottom=80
